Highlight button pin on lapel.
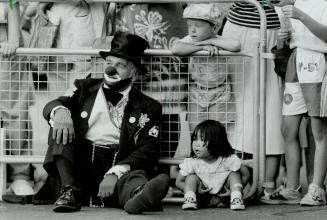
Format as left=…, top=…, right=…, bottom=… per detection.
left=129, top=117, right=136, bottom=124
left=81, top=111, right=88, bottom=118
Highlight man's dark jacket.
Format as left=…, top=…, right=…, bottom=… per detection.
left=43, top=78, right=162, bottom=175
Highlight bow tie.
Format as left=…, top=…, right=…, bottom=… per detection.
left=102, top=87, right=123, bottom=106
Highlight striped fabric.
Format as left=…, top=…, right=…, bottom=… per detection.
left=227, top=1, right=280, bottom=29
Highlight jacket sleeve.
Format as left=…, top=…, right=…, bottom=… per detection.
left=42, top=81, right=81, bottom=122
left=116, top=102, right=162, bottom=171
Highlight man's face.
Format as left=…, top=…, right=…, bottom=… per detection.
left=103, top=56, right=137, bottom=86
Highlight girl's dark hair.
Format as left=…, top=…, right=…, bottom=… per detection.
left=190, top=120, right=234, bottom=158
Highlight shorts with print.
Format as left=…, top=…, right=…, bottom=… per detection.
left=282, top=48, right=327, bottom=117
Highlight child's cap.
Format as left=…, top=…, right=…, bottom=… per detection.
left=183, top=3, right=222, bottom=26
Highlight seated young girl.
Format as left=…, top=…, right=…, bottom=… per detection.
left=175, top=120, right=249, bottom=210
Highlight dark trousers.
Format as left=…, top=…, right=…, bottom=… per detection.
left=39, top=134, right=149, bottom=207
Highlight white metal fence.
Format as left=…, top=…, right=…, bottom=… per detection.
left=0, top=0, right=267, bottom=202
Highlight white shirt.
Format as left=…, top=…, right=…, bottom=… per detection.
left=85, top=86, right=130, bottom=145
left=290, top=0, right=327, bottom=52
left=179, top=154, right=242, bottom=194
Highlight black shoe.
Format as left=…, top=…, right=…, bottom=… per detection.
left=53, top=185, right=81, bottom=213
left=124, top=174, right=170, bottom=214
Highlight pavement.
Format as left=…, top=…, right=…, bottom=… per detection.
left=2, top=202, right=327, bottom=220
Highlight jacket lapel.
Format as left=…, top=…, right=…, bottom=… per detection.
left=76, top=81, right=103, bottom=137
left=119, top=88, right=142, bottom=155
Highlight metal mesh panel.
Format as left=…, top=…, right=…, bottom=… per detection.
left=0, top=53, right=245, bottom=160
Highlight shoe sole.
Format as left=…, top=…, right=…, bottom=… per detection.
left=230, top=205, right=245, bottom=210
left=260, top=198, right=300, bottom=205
left=182, top=204, right=197, bottom=210
left=300, top=200, right=326, bottom=206
left=53, top=204, right=81, bottom=213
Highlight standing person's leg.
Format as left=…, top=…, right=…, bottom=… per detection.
left=0, top=57, right=34, bottom=196
left=267, top=115, right=302, bottom=204
left=263, top=155, right=282, bottom=193
left=305, top=118, right=315, bottom=184
left=301, top=117, right=327, bottom=206
left=262, top=115, right=303, bottom=204
left=116, top=170, right=170, bottom=214
left=263, top=28, right=285, bottom=195
left=282, top=115, right=303, bottom=190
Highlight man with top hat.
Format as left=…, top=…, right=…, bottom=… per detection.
left=34, top=32, right=170, bottom=214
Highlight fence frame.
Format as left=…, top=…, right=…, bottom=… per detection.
left=0, top=0, right=267, bottom=203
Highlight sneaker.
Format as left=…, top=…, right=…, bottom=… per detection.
left=259, top=190, right=273, bottom=204
left=7, top=179, right=34, bottom=196
left=230, top=197, right=245, bottom=210
left=182, top=196, right=197, bottom=210
left=124, top=174, right=170, bottom=214
left=53, top=185, right=81, bottom=212
left=261, top=186, right=301, bottom=204
left=300, top=184, right=326, bottom=206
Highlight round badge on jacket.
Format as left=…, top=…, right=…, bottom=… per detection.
left=129, top=117, right=136, bottom=124
left=81, top=111, right=88, bottom=118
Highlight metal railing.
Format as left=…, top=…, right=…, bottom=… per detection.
left=0, top=0, right=267, bottom=203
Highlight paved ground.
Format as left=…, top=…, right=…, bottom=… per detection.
left=2, top=202, right=327, bottom=220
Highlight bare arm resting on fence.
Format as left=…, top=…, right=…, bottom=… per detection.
left=0, top=2, right=20, bottom=57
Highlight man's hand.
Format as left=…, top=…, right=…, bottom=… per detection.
left=97, top=174, right=118, bottom=198
left=52, top=108, right=74, bottom=145
left=282, top=5, right=303, bottom=20
left=0, top=42, right=18, bottom=58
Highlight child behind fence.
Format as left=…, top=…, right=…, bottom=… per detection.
left=171, top=3, right=241, bottom=132
left=175, top=120, right=249, bottom=210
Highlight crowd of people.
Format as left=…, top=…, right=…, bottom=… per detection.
left=0, top=0, right=326, bottom=215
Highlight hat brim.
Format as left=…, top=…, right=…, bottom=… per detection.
left=99, top=51, right=148, bottom=75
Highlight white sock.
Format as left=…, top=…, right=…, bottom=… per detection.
left=184, top=191, right=196, bottom=200
left=231, top=191, right=242, bottom=200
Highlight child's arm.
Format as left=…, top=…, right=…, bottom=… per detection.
left=0, top=2, right=20, bottom=57
left=175, top=173, right=187, bottom=191
left=282, top=5, right=327, bottom=43
left=239, top=164, right=250, bottom=186
left=193, top=37, right=241, bottom=52
left=171, top=41, right=205, bottom=56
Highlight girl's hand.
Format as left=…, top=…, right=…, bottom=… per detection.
left=0, top=42, right=18, bottom=58
left=277, top=29, right=291, bottom=41
left=197, top=182, right=212, bottom=195
left=202, top=45, right=219, bottom=57
left=281, top=5, right=303, bottom=20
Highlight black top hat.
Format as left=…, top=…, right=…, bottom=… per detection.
left=99, top=32, right=150, bottom=74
